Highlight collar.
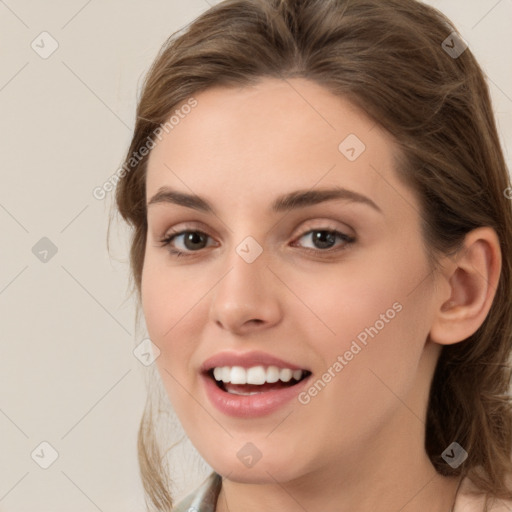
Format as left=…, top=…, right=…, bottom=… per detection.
left=172, top=472, right=222, bottom=512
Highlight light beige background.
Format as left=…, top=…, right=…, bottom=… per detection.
left=0, top=0, right=511, bottom=510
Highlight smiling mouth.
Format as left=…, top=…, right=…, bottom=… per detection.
left=207, top=365, right=312, bottom=396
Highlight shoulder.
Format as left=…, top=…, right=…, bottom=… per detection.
left=455, top=476, right=512, bottom=512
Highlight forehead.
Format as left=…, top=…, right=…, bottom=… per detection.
left=148, top=77, right=382, bottom=163
left=145, top=77, right=411, bottom=220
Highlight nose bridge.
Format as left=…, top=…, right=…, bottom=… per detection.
left=209, top=235, right=281, bottom=331
left=215, top=236, right=269, bottom=306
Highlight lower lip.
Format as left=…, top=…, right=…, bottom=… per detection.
left=202, top=373, right=311, bottom=418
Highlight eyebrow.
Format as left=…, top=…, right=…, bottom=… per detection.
left=147, top=186, right=383, bottom=214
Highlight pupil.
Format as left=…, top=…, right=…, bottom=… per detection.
left=314, top=231, right=335, bottom=249
left=185, top=232, right=206, bottom=250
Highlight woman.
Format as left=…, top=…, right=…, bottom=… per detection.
left=114, top=0, right=512, bottom=510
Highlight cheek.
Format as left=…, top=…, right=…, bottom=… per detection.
left=291, top=244, right=433, bottom=394
left=141, top=264, right=205, bottom=421
left=140, top=257, right=203, bottom=377
left=283, top=250, right=410, bottom=348
left=141, top=253, right=209, bottom=339
left=295, top=300, right=428, bottom=454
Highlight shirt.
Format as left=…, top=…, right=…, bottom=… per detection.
left=171, top=472, right=512, bottom=512
left=172, top=473, right=222, bottom=512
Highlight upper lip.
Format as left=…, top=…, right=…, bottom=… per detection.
left=200, top=350, right=309, bottom=373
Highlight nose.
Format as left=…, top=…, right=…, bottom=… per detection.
left=208, top=245, right=283, bottom=335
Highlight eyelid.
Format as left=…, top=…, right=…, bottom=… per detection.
left=290, top=218, right=353, bottom=239
left=158, top=218, right=352, bottom=243
left=157, top=221, right=212, bottom=241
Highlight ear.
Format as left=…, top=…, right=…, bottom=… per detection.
left=429, top=227, right=502, bottom=346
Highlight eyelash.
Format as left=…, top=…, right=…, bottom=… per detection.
left=157, top=226, right=356, bottom=258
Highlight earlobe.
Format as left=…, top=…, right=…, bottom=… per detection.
left=429, top=227, right=502, bottom=346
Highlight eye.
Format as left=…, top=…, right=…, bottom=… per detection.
left=159, top=230, right=216, bottom=257
left=158, top=226, right=355, bottom=258
left=292, top=229, right=355, bottom=252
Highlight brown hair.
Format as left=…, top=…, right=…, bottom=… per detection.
left=113, top=0, right=512, bottom=509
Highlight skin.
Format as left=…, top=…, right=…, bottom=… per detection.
left=141, top=77, right=501, bottom=512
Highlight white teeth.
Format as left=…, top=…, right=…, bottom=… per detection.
left=213, top=367, right=223, bottom=381
left=246, top=366, right=266, bottom=385
left=292, top=369, right=303, bottom=380
left=225, top=389, right=260, bottom=396
left=230, top=366, right=246, bottom=384
left=280, top=368, right=292, bottom=382
left=266, top=366, right=280, bottom=383
left=211, top=365, right=306, bottom=385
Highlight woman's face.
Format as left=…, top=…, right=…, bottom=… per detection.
left=142, top=78, right=444, bottom=483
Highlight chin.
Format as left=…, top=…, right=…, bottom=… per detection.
left=206, top=451, right=307, bottom=484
